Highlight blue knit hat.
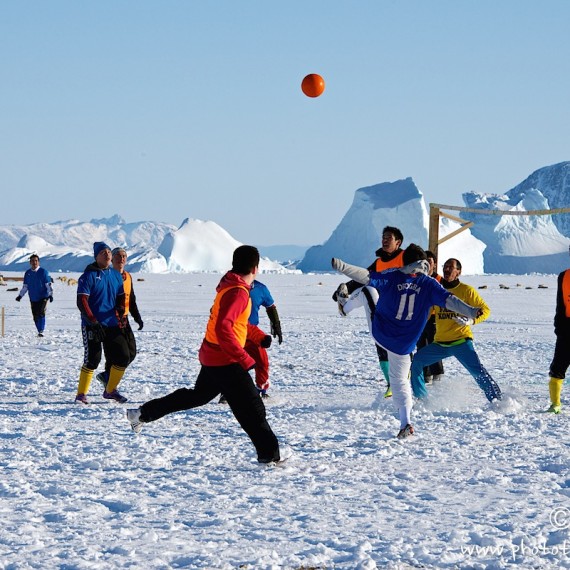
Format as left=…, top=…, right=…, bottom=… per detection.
left=93, top=242, right=111, bottom=258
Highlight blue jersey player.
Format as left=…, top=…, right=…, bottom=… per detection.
left=332, top=244, right=483, bottom=439
left=16, top=254, right=53, bottom=337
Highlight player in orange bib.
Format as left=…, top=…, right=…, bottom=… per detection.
left=547, top=249, right=570, bottom=413
left=127, top=246, right=281, bottom=464
left=96, top=247, right=144, bottom=391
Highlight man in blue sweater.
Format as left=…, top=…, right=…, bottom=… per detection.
left=16, top=254, right=53, bottom=337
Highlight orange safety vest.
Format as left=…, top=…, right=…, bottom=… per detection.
left=563, top=269, right=570, bottom=318
left=122, top=271, right=132, bottom=316
left=374, top=250, right=405, bottom=272
left=204, top=285, right=251, bottom=347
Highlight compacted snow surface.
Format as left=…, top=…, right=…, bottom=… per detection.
left=0, top=272, right=568, bottom=569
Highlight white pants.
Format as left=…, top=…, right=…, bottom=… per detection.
left=342, top=286, right=413, bottom=429
left=383, top=349, right=413, bottom=428
left=341, top=285, right=378, bottom=329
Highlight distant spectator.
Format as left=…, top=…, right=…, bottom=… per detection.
left=15, top=254, right=53, bottom=337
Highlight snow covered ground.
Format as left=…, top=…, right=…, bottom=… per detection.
left=0, top=271, right=568, bottom=569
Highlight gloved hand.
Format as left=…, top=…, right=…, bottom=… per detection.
left=260, top=335, right=272, bottom=348
left=87, top=322, right=106, bottom=342
left=135, top=319, right=144, bottom=331
left=270, top=321, right=282, bottom=344
left=117, top=315, right=128, bottom=329
left=15, top=296, right=21, bottom=302
left=48, top=296, right=53, bottom=303
left=266, top=305, right=283, bottom=344
left=452, top=315, right=474, bottom=327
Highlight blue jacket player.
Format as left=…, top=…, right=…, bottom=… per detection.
left=332, top=244, right=483, bottom=439
left=16, top=254, right=53, bottom=337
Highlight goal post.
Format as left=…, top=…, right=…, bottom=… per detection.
left=428, top=203, right=570, bottom=259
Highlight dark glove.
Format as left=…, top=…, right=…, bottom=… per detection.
left=266, top=305, right=283, bottom=345
left=270, top=321, right=282, bottom=344
left=135, top=319, right=144, bottom=331
left=48, top=296, right=53, bottom=303
left=15, top=296, right=21, bottom=302
left=260, top=335, right=272, bottom=348
left=117, top=315, right=128, bottom=329
left=87, top=322, right=106, bottom=342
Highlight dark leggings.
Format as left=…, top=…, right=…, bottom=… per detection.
left=550, top=334, right=570, bottom=379
left=140, top=363, right=280, bottom=462
left=82, top=325, right=131, bottom=370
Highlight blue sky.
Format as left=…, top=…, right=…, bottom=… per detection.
left=1, top=1, right=569, bottom=246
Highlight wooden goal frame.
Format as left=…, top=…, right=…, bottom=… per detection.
left=428, top=203, right=570, bottom=259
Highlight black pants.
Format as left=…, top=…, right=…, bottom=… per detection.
left=82, top=325, right=131, bottom=370
left=30, top=299, right=48, bottom=320
left=140, top=363, right=280, bottom=462
left=550, top=334, right=570, bottom=379
left=105, top=321, right=137, bottom=374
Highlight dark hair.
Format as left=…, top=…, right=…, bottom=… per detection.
left=444, top=258, right=462, bottom=271
left=382, top=226, right=403, bottom=243
left=232, top=245, right=260, bottom=275
left=402, top=243, right=427, bottom=265
left=29, top=254, right=39, bottom=262
left=425, top=250, right=436, bottom=261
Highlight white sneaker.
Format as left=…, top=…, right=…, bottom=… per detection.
left=126, top=408, right=143, bottom=434
left=424, top=375, right=433, bottom=385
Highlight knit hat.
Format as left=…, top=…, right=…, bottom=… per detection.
left=112, top=247, right=127, bottom=257
left=93, top=242, right=111, bottom=258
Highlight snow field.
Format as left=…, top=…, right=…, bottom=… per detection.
left=0, top=272, right=568, bottom=569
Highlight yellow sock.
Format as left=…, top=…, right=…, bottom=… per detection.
left=77, top=366, right=94, bottom=395
left=106, top=365, right=126, bottom=393
left=549, top=377, right=564, bottom=407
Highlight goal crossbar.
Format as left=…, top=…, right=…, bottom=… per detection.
left=428, top=203, right=570, bottom=258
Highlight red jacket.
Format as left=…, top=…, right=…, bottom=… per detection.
left=198, top=272, right=256, bottom=370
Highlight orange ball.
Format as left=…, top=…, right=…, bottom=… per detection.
left=301, top=74, right=325, bottom=98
